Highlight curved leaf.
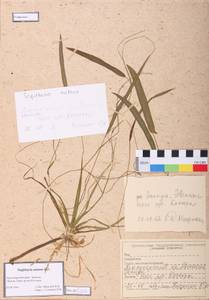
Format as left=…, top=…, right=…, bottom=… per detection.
left=66, top=47, right=126, bottom=77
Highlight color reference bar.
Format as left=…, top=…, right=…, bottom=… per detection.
left=135, top=149, right=208, bottom=172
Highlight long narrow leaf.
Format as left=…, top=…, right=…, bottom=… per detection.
left=48, top=192, right=68, bottom=228
left=129, top=89, right=174, bottom=141
left=129, top=120, right=136, bottom=141
left=106, top=101, right=123, bottom=134
left=66, top=47, right=126, bottom=77
left=107, top=54, right=152, bottom=134
left=50, top=188, right=70, bottom=227
left=77, top=217, right=124, bottom=233
left=127, top=64, right=156, bottom=133
left=76, top=158, right=113, bottom=225
left=149, top=88, right=174, bottom=101
left=71, top=158, right=83, bottom=226
left=124, top=54, right=152, bottom=99
left=9, top=236, right=62, bottom=263
left=113, top=93, right=156, bottom=149
left=59, top=35, right=68, bottom=86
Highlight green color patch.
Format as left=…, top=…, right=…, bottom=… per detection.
left=165, top=164, right=179, bottom=172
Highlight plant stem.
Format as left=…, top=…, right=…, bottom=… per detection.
left=10, top=236, right=62, bottom=263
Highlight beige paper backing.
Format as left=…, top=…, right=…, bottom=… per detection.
left=0, top=1, right=209, bottom=299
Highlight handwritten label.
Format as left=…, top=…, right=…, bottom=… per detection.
left=15, top=83, right=109, bottom=142
left=4, top=262, right=64, bottom=297
left=121, top=240, right=209, bottom=298
left=125, top=176, right=206, bottom=232
left=12, top=12, right=39, bottom=22
left=65, top=286, right=91, bottom=296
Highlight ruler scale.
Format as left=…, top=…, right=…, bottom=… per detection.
left=135, top=149, right=208, bottom=172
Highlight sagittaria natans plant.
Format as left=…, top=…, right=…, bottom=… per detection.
left=10, top=33, right=174, bottom=278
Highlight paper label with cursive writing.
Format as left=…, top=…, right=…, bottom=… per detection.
left=124, top=176, right=206, bottom=232
left=121, top=240, right=209, bottom=298
left=15, top=83, right=109, bottom=142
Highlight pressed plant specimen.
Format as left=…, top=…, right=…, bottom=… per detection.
left=10, top=33, right=174, bottom=279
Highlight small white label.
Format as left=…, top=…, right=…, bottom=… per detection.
left=12, top=12, right=39, bottom=22
left=4, top=262, right=64, bottom=297
left=65, top=286, right=91, bottom=296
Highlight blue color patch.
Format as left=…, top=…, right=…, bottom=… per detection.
left=150, top=164, right=165, bottom=172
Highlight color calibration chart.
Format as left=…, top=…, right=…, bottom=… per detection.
left=135, top=149, right=208, bottom=173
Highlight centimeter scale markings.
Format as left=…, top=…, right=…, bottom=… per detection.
left=135, top=149, right=208, bottom=172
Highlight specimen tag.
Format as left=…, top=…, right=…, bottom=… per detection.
left=124, top=176, right=206, bottom=233
left=121, top=240, right=209, bottom=298
left=12, top=12, right=39, bottom=22
left=4, top=262, right=64, bottom=297
left=65, top=286, right=91, bottom=296
left=15, top=83, right=109, bottom=142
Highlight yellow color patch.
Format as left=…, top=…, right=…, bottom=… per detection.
left=179, top=164, right=193, bottom=172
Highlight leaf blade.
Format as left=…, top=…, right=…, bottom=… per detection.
left=129, top=120, right=136, bottom=141
left=71, top=158, right=83, bottom=227
left=113, top=92, right=156, bottom=149
left=127, top=64, right=156, bottom=134
left=107, top=54, right=152, bottom=134
left=66, top=47, right=126, bottom=77
left=106, top=100, right=123, bottom=134
left=149, top=88, right=174, bottom=101
left=59, top=34, right=68, bottom=86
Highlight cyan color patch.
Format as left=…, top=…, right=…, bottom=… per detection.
left=150, top=164, right=165, bottom=172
